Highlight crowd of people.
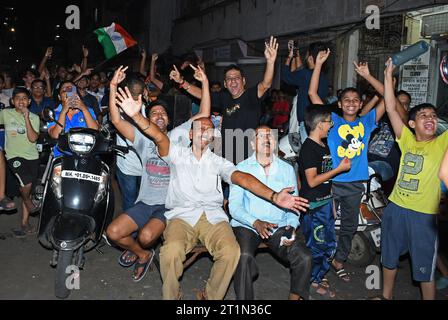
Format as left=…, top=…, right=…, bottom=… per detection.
left=1, top=35, right=448, bottom=300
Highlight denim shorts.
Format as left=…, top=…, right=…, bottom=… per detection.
left=125, top=202, right=167, bottom=229
left=381, top=201, right=438, bottom=282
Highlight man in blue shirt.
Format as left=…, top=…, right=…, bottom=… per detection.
left=29, top=79, right=54, bottom=116
left=229, top=125, right=312, bottom=300
left=282, top=42, right=329, bottom=142
left=48, top=81, right=99, bottom=157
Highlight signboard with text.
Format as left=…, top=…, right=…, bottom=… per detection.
left=399, top=44, right=431, bottom=107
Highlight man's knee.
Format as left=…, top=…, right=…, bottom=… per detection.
left=160, top=240, right=186, bottom=262
left=216, top=241, right=241, bottom=262
left=290, top=245, right=312, bottom=270
left=138, top=225, right=163, bottom=247
left=106, top=222, right=123, bottom=242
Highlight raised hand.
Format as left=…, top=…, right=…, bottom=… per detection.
left=264, top=36, right=279, bottom=64
left=151, top=53, right=158, bottom=62
left=115, top=87, right=142, bottom=118
left=111, top=66, right=129, bottom=87
left=384, top=58, right=395, bottom=77
left=316, top=49, right=331, bottom=66
left=82, top=46, right=89, bottom=58
left=45, top=47, right=53, bottom=58
left=191, top=64, right=208, bottom=83
left=169, top=65, right=183, bottom=84
left=274, top=187, right=309, bottom=213
left=354, top=61, right=371, bottom=78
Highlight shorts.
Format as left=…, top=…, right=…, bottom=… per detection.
left=381, top=201, right=438, bottom=282
left=125, top=202, right=167, bottom=229
left=0, top=130, right=4, bottom=150
left=7, top=158, right=39, bottom=187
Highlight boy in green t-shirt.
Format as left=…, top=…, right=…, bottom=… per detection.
left=0, top=88, right=40, bottom=237
left=375, top=59, right=448, bottom=300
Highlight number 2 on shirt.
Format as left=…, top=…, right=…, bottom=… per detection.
left=398, top=153, right=424, bottom=192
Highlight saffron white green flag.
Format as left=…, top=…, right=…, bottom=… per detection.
left=94, top=23, right=137, bottom=59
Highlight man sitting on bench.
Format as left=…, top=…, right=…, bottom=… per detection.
left=229, top=125, right=312, bottom=300
left=115, top=78, right=310, bottom=301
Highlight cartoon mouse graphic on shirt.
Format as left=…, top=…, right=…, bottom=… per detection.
left=337, top=122, right=365, bottom=159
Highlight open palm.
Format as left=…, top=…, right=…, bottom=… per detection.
left=115, top=87, right=142, bottom=118
left=264, top=36, right=279, bottom=64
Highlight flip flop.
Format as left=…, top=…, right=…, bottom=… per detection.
left=331, top=264, right=350, bottom=282
left=132, top=249, right=155, bottom=283
left=310, top=283, right=336, bottom=300
left=118, top=250, right=138, bottom=268
left=0, top=197, right=16, bottom=211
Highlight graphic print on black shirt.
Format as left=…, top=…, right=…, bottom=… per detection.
left=212, top=86, right=266, bottom=164
left=299, top=138, right=333, bottom=204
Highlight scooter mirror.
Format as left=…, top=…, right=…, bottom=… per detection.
left=42, top=109, right=64, bottom=128
left=42, top=108, right=54, bottom=123
left=441, top=55, right=448, bottom=85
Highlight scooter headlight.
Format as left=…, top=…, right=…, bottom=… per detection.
left=69, top=133, right=95, bottom=154
left=52, top=165, right=62, bottom=199
left=94, top=171, right=108, bottom=203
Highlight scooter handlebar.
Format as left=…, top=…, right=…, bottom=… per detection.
left=109, top=145, right=129, bottom=154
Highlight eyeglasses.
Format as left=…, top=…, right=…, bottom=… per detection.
left=32, top=86, right=44, bottom=89
left=225, top=76, right=242, bottom=83
left=322, top=120, right=334, bottom=126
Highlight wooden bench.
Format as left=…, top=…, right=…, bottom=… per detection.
left=183, top=242, right=269, bottom=269
left=152, top=242, right=270, bottom=276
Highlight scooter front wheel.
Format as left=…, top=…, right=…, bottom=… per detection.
left=55, top=250, right=75, bottom=299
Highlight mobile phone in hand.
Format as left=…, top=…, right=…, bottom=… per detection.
left=66, top=86, right=77, bottom=98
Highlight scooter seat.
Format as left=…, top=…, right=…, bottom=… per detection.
left=52, top=213, right=96, bottom=242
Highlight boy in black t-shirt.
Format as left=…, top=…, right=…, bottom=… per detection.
left=298, top=106, right=351, bottom=298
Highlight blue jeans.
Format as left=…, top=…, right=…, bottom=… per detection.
left=302, top=202, right=337, bottom=283
left=116, top=168, right=141, bottom=212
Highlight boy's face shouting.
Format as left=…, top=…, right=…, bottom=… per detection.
left=409, top=108, right=438, bottom=139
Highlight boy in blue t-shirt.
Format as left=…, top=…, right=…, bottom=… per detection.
left=308, top=49, right=386, bottom=282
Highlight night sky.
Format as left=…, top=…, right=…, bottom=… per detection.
left=0, top=0, right=138, bottom=74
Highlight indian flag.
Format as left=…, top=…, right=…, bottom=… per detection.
left=94, top=23, right=137, bottom=59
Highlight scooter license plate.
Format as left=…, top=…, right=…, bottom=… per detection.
left=37, top=144, right=43, bottom=153
left=62, top=170, right=103, bottom=183
left=370, top=228, right=381, bottom=248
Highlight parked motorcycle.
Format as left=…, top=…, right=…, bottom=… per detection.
left=32, top=119, right=57, bottom=210
left=37, top=110, right=127, bottom=299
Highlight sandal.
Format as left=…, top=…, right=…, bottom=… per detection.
left=0, top=197, right=16, bottom=211
left=310, top=283, right=336, bottom=300
left=118, top=250, right=138, bottom=268
left=11, top=228, right=27, bottom=239
left=132, top=249, right=155, bottom=283
left=320, top=278, right=330, bottom=289
left=331, top=263, right=350, bottom=282
left=22, top=223, right=37, bottom=235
